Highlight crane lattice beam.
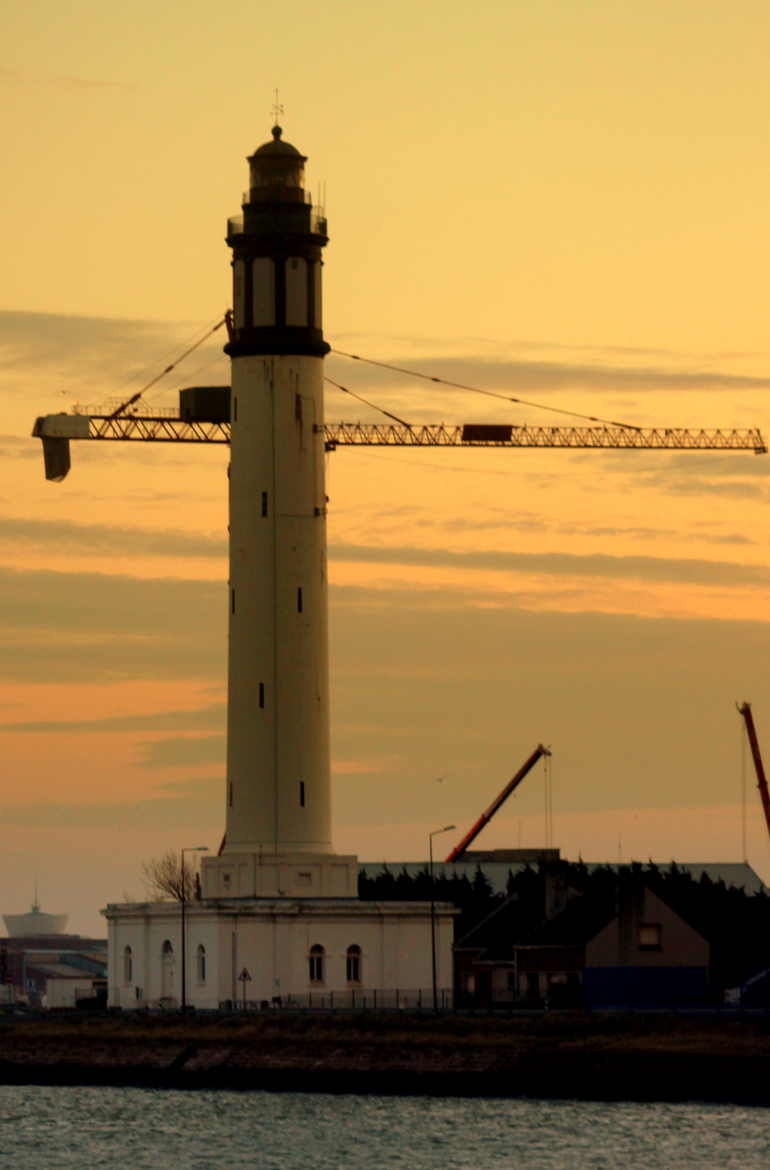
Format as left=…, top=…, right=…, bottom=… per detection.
left=324, top=422, right=767, bottom=451
left=33, top=412, right=767, bottom=452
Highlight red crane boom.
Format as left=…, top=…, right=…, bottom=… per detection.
left=445, top=743, right=551, bottom=862
left=737, top=702, right=770, bottom=843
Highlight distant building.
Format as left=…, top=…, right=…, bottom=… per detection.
left=3, top=900, right=68, bottom=938
left=0, top=935, right=107, bottom=1008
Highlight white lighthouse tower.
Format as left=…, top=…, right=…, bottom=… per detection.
left=199, top=123, right=358, bottom=900
left=104, top=125, right=455, bottom=1010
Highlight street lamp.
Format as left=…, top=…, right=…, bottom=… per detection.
left=429, top=825, right=455, bottom=1014
left=180, top=845, right=208, bottom=1013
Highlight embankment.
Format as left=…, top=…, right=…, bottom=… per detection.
left=2, top=1012, right=770, bottom=1103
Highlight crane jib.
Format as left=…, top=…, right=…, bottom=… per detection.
left=31, top=405, right=767, bottom=481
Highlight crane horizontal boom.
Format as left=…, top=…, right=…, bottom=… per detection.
left=325, top=422, right=767, bottom=451
left=32, top=407, right=767, bottom=469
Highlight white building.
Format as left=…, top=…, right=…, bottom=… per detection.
left=104, top=124, right=454, bottom=1010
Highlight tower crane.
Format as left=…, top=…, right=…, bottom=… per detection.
left=32, top=387, right=767, bottom=481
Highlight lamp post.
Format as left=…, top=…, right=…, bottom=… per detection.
left=180, top=845, right=208, bottom=1013
left=429, top=825, right=455, bottom=1014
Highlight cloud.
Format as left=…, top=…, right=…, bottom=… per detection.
left=658, top=478, right=768, bottom=500
left=328, top=542, right=770, bottom=588
left=326, top=349, right=770, bottom=399
left=0, top=310, right=229, bottom=408
left=653, top=453, right=770, bottom=478
left=326, top=588, right=770, bottom=817
left=3, top=571, right=770, bottom=821
left=0, top=514, right=226, bottom=559
left=0, top=521, right=767, bottom=689
left=364, top=503, right=757, bottom=546
left=5, top=309, right=769, bottom=431
left=0, top=793, right=220, bottom=830
left=0, top=565, right=225, bottom=682
left=333, top=330, right=768, bottom=364
left=135, top=735, right=226, bottom=768
left=0, top=704, right=226, bottom=734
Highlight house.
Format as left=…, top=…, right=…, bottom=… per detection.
left=455, top=866, right=712, bottom=1009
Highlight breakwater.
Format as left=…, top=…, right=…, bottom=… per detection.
left=2, top=1012, right=770, bottom=1104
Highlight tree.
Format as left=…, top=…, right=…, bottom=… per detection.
left=141, top=851, right=200, bottom=902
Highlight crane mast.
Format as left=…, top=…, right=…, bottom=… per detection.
left=737, top=702, right=770, bottom=844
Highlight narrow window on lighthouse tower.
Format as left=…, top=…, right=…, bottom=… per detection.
left=259, top=683, right=265, bottom=708
left=299, top=781, right=306, bottom=807
left=261, top=491, right=268, bottom=517
left=297, top=587, right=303, bottom=613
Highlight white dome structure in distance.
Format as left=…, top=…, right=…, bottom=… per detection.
left=3, top=899, right=69, bottom=938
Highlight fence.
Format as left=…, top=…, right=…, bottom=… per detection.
left=218, top=988, right=453, bottom=1012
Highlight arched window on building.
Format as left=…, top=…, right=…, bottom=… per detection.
left=308, top=944, right=325, bottom=984
left=160, top=939, right=174, bottom=1000
left=123, top=945, right=133, bottom=985
left=346, top=945, right=362, bottom=984
left=196, top=943, right=207, bottom=984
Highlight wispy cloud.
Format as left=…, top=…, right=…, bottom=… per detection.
left=0, top=68, right=136, bottom=92
left=0, top=514, right=226, bottom=559
left=5, top=310, right=769, bottom=426
left=0, top=704, right=226, bottom=734
left=135, top=735, right=225, bottom=769
left=0, top=565, right=224, bottom=682
left=329, top=542, right=770, bottom=588
left=0, top=793, right=218, bottom=830
left=326, top=351, right=770, bottom=398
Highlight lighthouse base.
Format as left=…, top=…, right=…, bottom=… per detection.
left=103, top=897, right=456, bottom=1011
left=200, top=852, right=358, bottom=899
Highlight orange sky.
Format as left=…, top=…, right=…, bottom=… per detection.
left=2, top=0, right=770, bottom=934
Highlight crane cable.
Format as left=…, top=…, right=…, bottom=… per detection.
left=106, top=311, right=642, bottom=432
left=543, top=750, right=553, bottom=849
left=330, top=348, right=642, bottom=431
left=324, top=376, right=411, bottom=427
left=108, top=314, right=228, bottom=419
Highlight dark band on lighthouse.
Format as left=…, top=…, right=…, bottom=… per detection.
left=225, top=126, right=329, bottom=358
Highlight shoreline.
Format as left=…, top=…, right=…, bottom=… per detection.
left=2, top=1012, right=770, bottom=1105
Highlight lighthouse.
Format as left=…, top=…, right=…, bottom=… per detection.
left=200, top=123, right=357, bottom=899
left=104, top=125, right=455, bottom=1010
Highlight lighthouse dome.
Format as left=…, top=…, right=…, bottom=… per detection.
left=252, top=125, right=306, bottom=160
left=248, top=126, right=307, bottom=201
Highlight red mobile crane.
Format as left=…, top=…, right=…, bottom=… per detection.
left=737, top=702, right=770, bottom=843
left=445, top=743, right=551, bottom=862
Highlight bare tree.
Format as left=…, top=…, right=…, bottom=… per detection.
left=141, top=851, right=199, bottom=902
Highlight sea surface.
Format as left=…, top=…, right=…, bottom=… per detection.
left=0, top=1085, right=768, bottom=1168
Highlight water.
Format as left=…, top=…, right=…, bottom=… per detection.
left=1, top=1085, right=768, bottom=1168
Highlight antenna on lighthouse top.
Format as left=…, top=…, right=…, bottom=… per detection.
left=271, top=88, right=285, bottom=133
